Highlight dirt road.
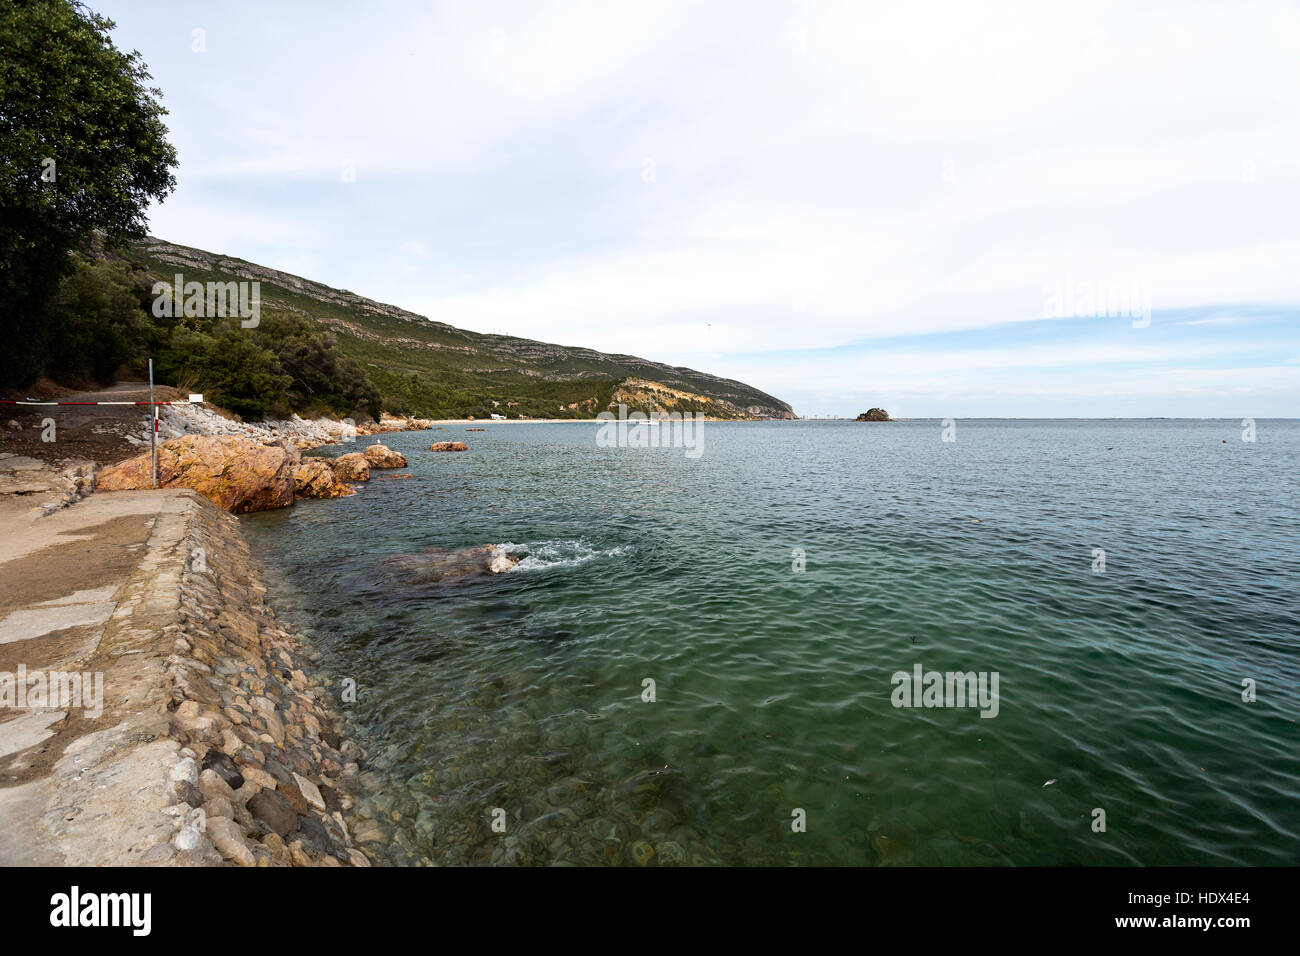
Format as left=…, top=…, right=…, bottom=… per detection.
left=1, top=381, right=186, bottom=467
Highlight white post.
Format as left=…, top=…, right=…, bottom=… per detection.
left=149, top=358, right=157, bottom=489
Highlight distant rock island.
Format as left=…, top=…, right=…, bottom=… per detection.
left=855, top=408, right=891, bottom=421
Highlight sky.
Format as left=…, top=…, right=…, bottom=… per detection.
left=92, top=0, right=1300, bottom=417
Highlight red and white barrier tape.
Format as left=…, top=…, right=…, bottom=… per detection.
left=0, top=399, right=202, bottom=407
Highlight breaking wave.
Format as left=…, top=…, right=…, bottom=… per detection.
left=493, top=539, right=628, bottom=572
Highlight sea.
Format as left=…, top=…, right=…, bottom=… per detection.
left=240, top=419, right=1300, bottom=865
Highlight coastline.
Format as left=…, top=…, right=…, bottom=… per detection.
left=0, top=486, right=395, bottom=866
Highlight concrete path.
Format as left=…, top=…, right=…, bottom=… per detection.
left=0, top=489, right=196, bottom=864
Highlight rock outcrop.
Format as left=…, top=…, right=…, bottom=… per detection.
left=429, top=441, right=468, bottom=452
left=382, top=545, right=520, bottom=585
left=363, top=444, right=407, bottom=469
left=97, top=436, right=297, bottom=513
left=292, top=459, right=356, bottom=499
left=331, top=453, right=371, bottom=482
left=855, top=408, right=891, bottom=421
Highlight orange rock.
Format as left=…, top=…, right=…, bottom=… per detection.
left=97, top=435, right=297, bottom=513
left=363, top=443, right=408, bottom=469
left=293, top=458, right=356, bottom=499
left=332, top=452, right=371, bottom=482
left=429, top=441, right=468, bottom=452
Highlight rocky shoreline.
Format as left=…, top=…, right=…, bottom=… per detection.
left=148, top=404, right=434, bottom=453
left=1, top=403, right=451, bottom=865
left=98, top=434, right=414, bottom=513
left=143, top=491, right=403, bottom=865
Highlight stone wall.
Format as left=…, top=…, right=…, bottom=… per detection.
left=154, top=492, right=391, bottom=866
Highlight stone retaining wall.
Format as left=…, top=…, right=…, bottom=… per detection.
left=153, top=492, right=391, bottom=866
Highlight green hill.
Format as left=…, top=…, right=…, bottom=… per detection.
left=129, top=238, right=796, bottom=421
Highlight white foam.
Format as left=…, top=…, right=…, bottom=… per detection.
left=492, top=540, right=628, bottom=572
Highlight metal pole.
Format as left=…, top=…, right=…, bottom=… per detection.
left=149, top=358, right=157, bottom=489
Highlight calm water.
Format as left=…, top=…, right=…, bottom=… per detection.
left=241, top=420, right=1300, bottom=865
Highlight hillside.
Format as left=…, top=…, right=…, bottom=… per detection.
left=128, top=239, right=796, bottom=421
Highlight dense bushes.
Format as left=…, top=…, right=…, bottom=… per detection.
left=39, top=255, right=153, bottom=384
left=156, top=313, right=381, bottom=420
left=154, top=315, right=381, bottom=422
left=27, top=254, right=384, bottom=422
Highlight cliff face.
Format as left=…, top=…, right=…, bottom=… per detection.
left=132, top=239, right=797, bottom=420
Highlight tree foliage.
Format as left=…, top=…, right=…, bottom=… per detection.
left=154, top=311, right=382, bottom=421
left=0, top=0, right=178, bottom=386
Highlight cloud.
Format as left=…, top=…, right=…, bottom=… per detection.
left=96, top=0, right=1300, bottom=415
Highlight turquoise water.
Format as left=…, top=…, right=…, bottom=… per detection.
left=241, top=420, right=1300, bottom=865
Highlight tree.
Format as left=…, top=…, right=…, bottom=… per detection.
left=44, top=254, right=157, bottom=383
left=0, top=0, right=177, bottom=387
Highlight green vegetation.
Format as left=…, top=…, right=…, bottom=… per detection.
left=28, top=253, right=382, bottom=421
left=116, top=240, right=795, bottom=421
left=156, top=314, right=382, bottom=421
left=0, top=0, right=178, bottom=389
left=9, top=234, right=792, bottom=423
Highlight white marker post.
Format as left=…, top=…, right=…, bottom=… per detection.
left=149, top=358, right=157, bottom=489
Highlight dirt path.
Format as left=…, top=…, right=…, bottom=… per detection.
left=0, top=380, right=185, bottom=467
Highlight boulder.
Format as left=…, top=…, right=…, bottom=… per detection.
left=429, top=441, right=468, bottom=452
left=382, top=545, right=520, bottom=584
left=331, top=452, right=371, bottom=482
left=205, top=816, right=256, bottom=867
left=855, top=408, right=891, bottom=422
left=487, top=549, right=520, bottom=574
left=97, top=435, right=297, bottom=513
left=201, top=750, right=246, bottom=791
left=363, top=443, right=407, bottom=468
left=293, top=458, right=356, bottom=499
left=247, top=790, right=299, bottom=838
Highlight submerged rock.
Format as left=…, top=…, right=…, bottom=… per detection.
left=487, top=549, right=519, bottom=574
left=429, top=441, right=468, bottom=452
left=656, top=840, right=686, bottom=866
left=630, top=841, right=656, bottom=866
left=381, top=544, right=521, bottom=584
left=870, top=829, right=913, bottom=864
